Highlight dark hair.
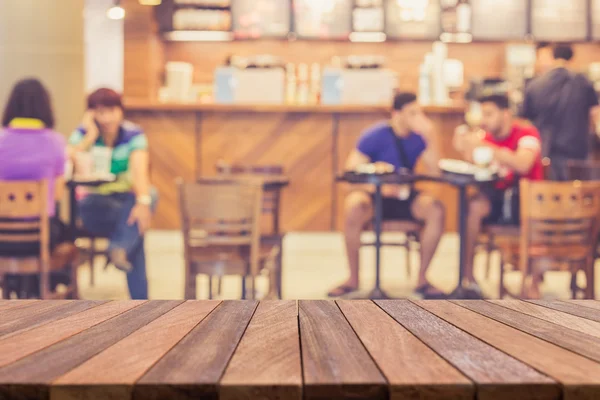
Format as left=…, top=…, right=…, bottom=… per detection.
left=536, top=41, right=551, bottom=51
left=553, top=44, right=574, bottom=61
left=393, top=92, right=417, bottom=111
left=87, top=88, right=124, bottom=110
left=478, top=94, right=510, bottom=110
left=2, top=78, right=55, bottom=128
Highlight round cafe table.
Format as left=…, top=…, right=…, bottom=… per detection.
left=338, top=170, right=496, bottom=299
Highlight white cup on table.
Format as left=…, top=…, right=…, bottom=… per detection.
left=91, top=147, right=113, bottom=177
left=472, top=146, right=494, bottom=180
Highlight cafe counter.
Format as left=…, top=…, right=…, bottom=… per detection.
left=125, top=100, right=465, bottom=231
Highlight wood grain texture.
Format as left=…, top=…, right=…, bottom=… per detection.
left=135, top=300, right=258, bottom=400
left=127, top=110, right=197, bottom=230
left=528, top=300, right=600, bottom=323
left=376, top=300, right=559, bottom=400
left=418, top=300, right=600, bottom=400
left=0, top=301, right=181, bottom=400
left=220, top=301, right=302, bottom=400
left=455, top=300, right=600, bottom=363
left=52, top=300, right=220, bottom=400
left=0, top=300, right=143, bottom=368
left=299, top=300, right=387, bottom=400
left=490, top=300, right=600, bottom=338
left=200, top=111, right=333, bottom=232
left=566, top=300, right=600, bottom=311
left=337, top=300, right=473, bottom=400
left=0, top=300, right=106, bottom=339
left=0, top=300, right=38, bottom=312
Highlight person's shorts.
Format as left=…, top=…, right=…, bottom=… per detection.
left=482, top=187, right=520, bottom=226
left=371, top=191, right=420, bottom=221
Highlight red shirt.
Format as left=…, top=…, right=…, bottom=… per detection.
left=484, top=123, right=544, bottom=189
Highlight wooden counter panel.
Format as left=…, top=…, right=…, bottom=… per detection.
left=124, top=99, right=466, bottom=115
left=200, top=112, right=333, bottom=232
left=128, top=111, right=198, bottom=229
left=335, top=113, right=464, bottom=232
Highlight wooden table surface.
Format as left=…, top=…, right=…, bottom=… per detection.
left=0, top=300, right=599, bottom=400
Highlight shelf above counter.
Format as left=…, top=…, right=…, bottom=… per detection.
left=124, top=99, right=466, bottom=115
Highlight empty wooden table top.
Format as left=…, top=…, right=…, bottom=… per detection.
left=0, top=300, right=599, bottom=400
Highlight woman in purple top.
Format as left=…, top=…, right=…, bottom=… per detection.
left=0, top=78, right=75, bottom=296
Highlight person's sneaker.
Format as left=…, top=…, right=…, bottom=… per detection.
left=109, top=249, right=133, bottom=273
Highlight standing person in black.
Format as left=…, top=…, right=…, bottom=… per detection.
left=522, top=44, right=600, bottom=180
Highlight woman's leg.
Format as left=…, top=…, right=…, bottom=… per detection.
left=127, top=239, right=148, bottom=299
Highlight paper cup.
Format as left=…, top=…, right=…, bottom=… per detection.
left=91, top=147, right=113, bottom=176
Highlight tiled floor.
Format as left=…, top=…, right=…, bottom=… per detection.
left=78, top=231, right=598, bottom=300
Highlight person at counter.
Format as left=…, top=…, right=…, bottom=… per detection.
left=522, top=43, right=600, bottom=180
left=68, top=88, right=156, bottom=300
left=535, top=42, right=554, bottom=77
left=329, top=92, right=446, bottom=299
left=454, top=94, right=544, bottom=297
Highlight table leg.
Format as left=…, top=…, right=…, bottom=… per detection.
left=368, top=183, right=390, bottom=300
left=68, top=185, right=77, bottom=235
left=448, top=185, right=483, bottom=300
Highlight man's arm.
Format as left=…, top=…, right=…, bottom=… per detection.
left=345, top=149, right=370, bottom=171
left=419, top=122, right=440, bottom=175
left=492, top=136, right=539, bottom=175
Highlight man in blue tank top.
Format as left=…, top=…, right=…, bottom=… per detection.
left=329, top=92, right=446, bottom=299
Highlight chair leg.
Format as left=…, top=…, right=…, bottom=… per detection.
left=484, top=236, right=494, bottom=280
left=277, top=246, right=283, bottom=299
left=499, top=254, right=505, bottom=299
left=69, top=265, right=79, bottom=300
left=184, top=267, right=196, bottom=300
left=89, top=238, right=96, bottom=287
left=405, top=243, right=411, bottom=279
left=217, top=276, right=223, bottom=296
left=585, top=257, right=595, bottom=300
left=1, top=274, right=10, bottom=299
left=570, top=270, right=578, bottom=299
left=241, top=275, right=247, bottom=300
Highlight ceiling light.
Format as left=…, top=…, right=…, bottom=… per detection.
left=139, top=0, right=162, bottom=5
left=107, top=1, right=125, bottom=20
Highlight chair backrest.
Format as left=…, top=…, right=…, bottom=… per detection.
left=520, top=179, right=600, bottom=248
left=215, top=161, right=284, bottom=215
left=566, top=159, right=600, bottom=181
left=0, top=180, right=49, bottom=247
left=178, top=178, right=263, bottom=274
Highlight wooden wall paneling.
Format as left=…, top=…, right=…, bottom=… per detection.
left=128, top=111, right=198, bottom=229
left=200, top=111, right=334, bottom=232
left=123, top=0, right=164, bottom=99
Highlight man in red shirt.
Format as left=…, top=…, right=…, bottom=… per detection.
left=454, top=94, right=544, bottom=297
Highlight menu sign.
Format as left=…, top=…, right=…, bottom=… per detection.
left=471, top=0, right=527, bottom=40
left=594, top=0, right=600, bottom=40
left=531, top=0, right=587, bottom=41
left=385, top=0, right=441, bottom=39
left=293, top=0, right=352, bottom=39
left=232, top=0, right=290, bottom=38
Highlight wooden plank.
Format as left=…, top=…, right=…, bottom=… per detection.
left=299, top=300, right=387, bottom=400
left=528, top=300, right=600, bottom=323
left=0, top=301, right=181, bottom=400
left=0, top=300, right=144, bottom=368
left=0, top=300, right=106, bottom=339
left=490, top=300, right=600, bottom=338
left=135, top=300, right=258, bottom=400
left=565, top=300, right=600, bottom=312
left=337, top=300, right=473, bottom=400
left=418, top=300, right=600, bottom=400
left=0, top=300, right=38, bottom=312
left=52, top=300, right=220, bottom=400
left=376, top=300, right=559, bottom=400
left=220, top=301, right=302, bottom=400
left=456, top=300, right=600, bottom=363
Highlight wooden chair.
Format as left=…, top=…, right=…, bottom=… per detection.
left=178, top=178, right=278, bottom=300
left=0, top=180, right=78, bottom=299
left=361, top=220, right=422, bottom=278
left=519, top=179, right=600, bottom=299
left=215, top=161, right=285, bottom=299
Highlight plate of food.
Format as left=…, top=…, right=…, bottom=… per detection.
left=354, top=162, right=396, bottom=175
left=439, top=159, right=497, bottom=181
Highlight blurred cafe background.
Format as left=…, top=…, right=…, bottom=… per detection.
left=1, top=0, right=600, bottom=301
